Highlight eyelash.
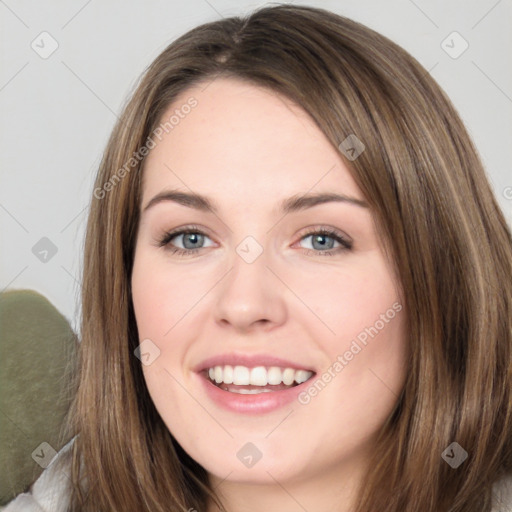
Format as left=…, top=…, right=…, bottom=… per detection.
left=157, top=224, right=352, bottom=257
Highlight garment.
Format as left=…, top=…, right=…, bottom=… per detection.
left=492, top=476, right=512, bottom=512
left=1, top=440, right=512, bottom=511
left=0, top=438, right=73, bottom=512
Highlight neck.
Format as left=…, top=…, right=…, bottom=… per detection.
left=206, top=453, right=367, bottom=512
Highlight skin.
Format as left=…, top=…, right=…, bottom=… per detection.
left=131, top=77, right=408, bottom=512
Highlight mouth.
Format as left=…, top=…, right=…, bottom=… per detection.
left=202, top=365, right=316, bottom=394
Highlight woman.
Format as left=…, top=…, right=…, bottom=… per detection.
left=3, top=4, right=511, bottom=511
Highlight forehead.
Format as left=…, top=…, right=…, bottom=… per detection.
left=141, top=77, right=363, bottom=207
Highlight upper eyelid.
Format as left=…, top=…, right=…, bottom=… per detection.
left=163, top=225, right=349, bottom=238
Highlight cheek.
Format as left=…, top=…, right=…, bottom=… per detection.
left=297, top=253, right=407, bottom=416
left=289, top=252, right=402, bottom=346
left=131, top=255, right=197, bottom=426
left=131, top=251, right=210, bottom=339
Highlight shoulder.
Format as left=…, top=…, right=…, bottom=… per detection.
left=492, top=473, right=512, bottom=512
left=0, top=438, right=75, bottom=512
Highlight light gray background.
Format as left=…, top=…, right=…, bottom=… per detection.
left=1, top=0, right=511, bottom=336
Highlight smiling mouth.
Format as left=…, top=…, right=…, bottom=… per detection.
left=203, top=364, right=315, bottom=394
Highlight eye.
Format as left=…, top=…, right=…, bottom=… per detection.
left=158, top=225, right=214, bottom=256
left=296, top=227, right=352, bottom=255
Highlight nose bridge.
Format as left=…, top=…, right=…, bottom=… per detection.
left=213, top=232, right=287, bottom=331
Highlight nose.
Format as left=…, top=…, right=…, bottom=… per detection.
left=213, top=244, right=287, bottom=333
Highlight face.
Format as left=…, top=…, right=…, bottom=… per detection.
left=131, top=77, right=407, bottom=493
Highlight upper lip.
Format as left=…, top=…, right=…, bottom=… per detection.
left=194, top=353, right=317, bottom=373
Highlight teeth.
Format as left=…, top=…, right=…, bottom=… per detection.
left=233, top=366, right=250, bottom=385
left=282, top=368, right=295, bottom=385
left=250, top=366, right=267, bottom=386
left=267, top=367, right=282, bottom=385
left=227, top=387, right=274, bottom=394
left=223, top=365, right=234, bottom=384
left=206, top=365, right=314, bottom=386
left=295, top=370, right=311, bottom=384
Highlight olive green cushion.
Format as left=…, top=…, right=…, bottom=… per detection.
left=0, top=290, right=77, bottom=505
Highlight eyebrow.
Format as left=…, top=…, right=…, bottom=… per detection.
left=142, top=190, right=369, bottom=215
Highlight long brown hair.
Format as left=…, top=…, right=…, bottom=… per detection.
left=63, top=4, right=512, bottom=511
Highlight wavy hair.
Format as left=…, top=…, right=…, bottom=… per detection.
left=63, top=4, right=512, bottom=511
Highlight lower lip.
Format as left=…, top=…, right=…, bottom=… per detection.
left=196, top=372, right=314, bottom=414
